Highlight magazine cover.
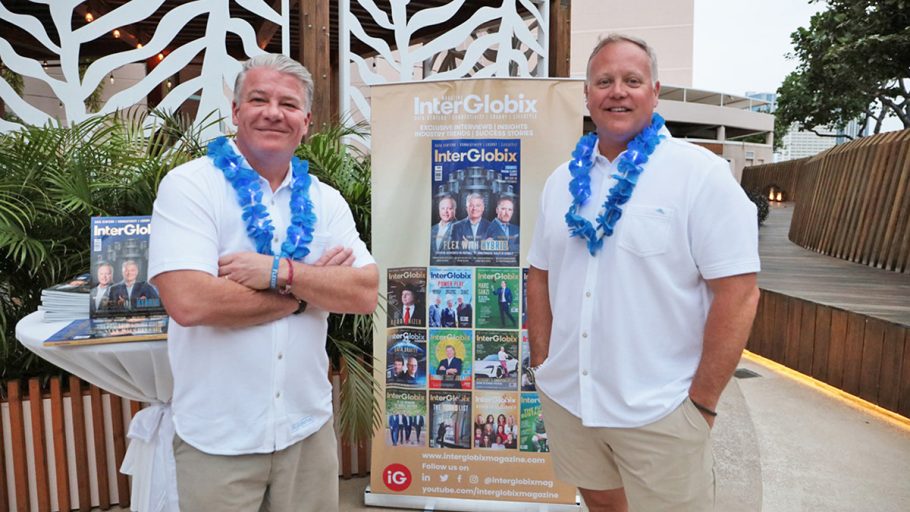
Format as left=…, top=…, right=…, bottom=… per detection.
left=385, top=389, right=428, bottom=447
left=386, top=328, right=427, bottom=388
left=521, top=268, right=528, bottom=329
left=520, top=330, right=535, bottom=391
left=45, top=317, right=168, bottom=346
left=472, top=392, right=519, bottom=450
left=519, top=393, right=549, bottom=452
left=475, top=267, right=521, bottom=330
left=430, top=139, right=520, bottom=267
left=427, top=267, right=473, bottom=328
left=473, top=330, right=520, bottom=391
left=428, top=329, right=472, bottom=389
left=386, top=267, right=427, bottom=328
left=428, top=390, right=472, bottom=449
left=90, top=216, right=164, bottom=319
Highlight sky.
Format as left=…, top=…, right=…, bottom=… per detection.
left=692, top=0, right=824, bottom=96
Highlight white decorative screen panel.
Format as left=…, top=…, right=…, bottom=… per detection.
left=340, top=0, right=549, bottom=145
left=0, top=0, right=292, bottom=138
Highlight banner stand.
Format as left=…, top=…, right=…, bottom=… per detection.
left=364, top=486, right=581, bottom=511
left=369, top=78, right=585, bottom=510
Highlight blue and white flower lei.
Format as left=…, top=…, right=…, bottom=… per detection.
left=208, top=137, right=316, bottom=260
left=564, top=113, right=665, bottom=255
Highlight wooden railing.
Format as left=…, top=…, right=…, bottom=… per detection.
left=747, top=290, right=910, bottom=417
left=1, top=372, right=369, bottom=512
left=789, top=130, right=910, bottom=273
left=741, top=129, right=910, bottom=273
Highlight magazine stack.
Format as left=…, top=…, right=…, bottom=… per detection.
left=39, top=273, right=91, bottom=322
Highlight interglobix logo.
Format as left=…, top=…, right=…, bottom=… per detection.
left=414, top=94, right=538, bottom=115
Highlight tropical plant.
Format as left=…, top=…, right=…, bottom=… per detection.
left=296, top=121, right=381, bottom=442
left=745, top=189, right=771, bottom=226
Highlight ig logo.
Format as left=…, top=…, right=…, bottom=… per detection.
left=383, top=463, right=412, bottom=492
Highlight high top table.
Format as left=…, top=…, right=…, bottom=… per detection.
left=16, top=311, right=178, bottom=512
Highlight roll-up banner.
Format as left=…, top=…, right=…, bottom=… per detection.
left=369, top=79, right=584, bottom=510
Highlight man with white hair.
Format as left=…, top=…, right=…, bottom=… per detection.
left=527, top=34, right=760, bottom=511
left=150, top=53, right=378, bottom=512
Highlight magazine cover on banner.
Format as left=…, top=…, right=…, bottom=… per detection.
left=370, top=79, right=583, bottom=509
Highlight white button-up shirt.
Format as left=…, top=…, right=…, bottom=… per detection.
left=528, top=130, right=759, bottom=427
left=149, top=147, right=374, bottom=455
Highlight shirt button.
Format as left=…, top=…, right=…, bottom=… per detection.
left=273, top=237, right=279, bottom=243
left=582, top=332, right=588, bottom=338
left=585, top=291, right=591, bottom=298
left=582, top=370, right=589, bottom=376
left=275, top=392, right=281, bottom=399
left=278, top=353, right=283, bottom=360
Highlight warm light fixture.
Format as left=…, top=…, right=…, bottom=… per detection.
left=109, top=73, right=115, bottom=84
left=776, top=192, right=783, bottom=202
left=112, top=29, right=121, bottom=38
left=166, top=79, right=172, bottom=89
left=42, top=60, right=48, bottom=69
left=157, top=53, right=164, bottom=61
left=136, top=42, right=143, bottom=49
left=768, top=190, right=775, bottom=201
left=84, top=12, right=94, bottom=22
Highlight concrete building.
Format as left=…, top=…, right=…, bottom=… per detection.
left=572, top=0, right=774, bottom=180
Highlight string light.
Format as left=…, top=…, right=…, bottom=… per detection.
left=157, top=53, right=164, bottom=61
left=136, top=42, right=143, bottom=49
left=109, top=73, right=114, bottom=84
left=166, top=79, right=172, bottom=89
left=112, top=29, right=121, bottom=38
left=84, top=12, right=94, bottom=22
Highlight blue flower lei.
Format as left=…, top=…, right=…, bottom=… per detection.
left=564, top=113, right=665, bottom=255
left=207, top=137, right=316, bottom=260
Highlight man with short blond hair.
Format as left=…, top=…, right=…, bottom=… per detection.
left=150, top=53, right=378, bottom=512
left=527, top=34, right=760, bottom=511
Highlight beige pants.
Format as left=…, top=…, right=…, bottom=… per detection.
left=173, top=419, right=339, bottom=512
left=539, top=391, right=715, bottom=511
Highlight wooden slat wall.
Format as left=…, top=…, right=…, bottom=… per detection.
left=741, top=129, right=910, bottom=273
left=1, top=371, right=370, bottom=511
left=748, top=290, right=910, bottom=417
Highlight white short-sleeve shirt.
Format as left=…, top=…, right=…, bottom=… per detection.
left=527, top=129, right=760, bottom=428
left=149, top=146, right=374, bottom=455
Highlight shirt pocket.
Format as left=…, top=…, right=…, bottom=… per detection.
left=302, top=234, right=333, bottom=264
left=617, top=205, right=675, bottom=257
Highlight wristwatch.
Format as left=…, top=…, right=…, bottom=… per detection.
left=292, top=299, right=308, bottom=315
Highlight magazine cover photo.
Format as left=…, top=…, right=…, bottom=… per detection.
left=430, top=139, right=520, bottom=267
left=475, top=267, right=521, bottom=330
left=473, top=330, right=520, bottom=391
left=428, top=329, right=473, bottom=390
left=387, top=267, right=427, bottom=328
left=385, top=389, right=428, bottom=447
left=427, top=267, right=473, bottom=328
left=386, top=328, right=427, bottom=388
left=473, top=392, right=519, bottom=450
left=429, top=390, right=472, bottom=449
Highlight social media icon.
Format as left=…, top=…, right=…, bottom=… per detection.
left=440, top=474, right=449, bottom=482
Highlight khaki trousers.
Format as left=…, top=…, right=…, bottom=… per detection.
left=173, top=419, right=339, bottom=512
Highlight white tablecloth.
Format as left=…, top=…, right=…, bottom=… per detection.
left=16, top=311, right=178, bottom=512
